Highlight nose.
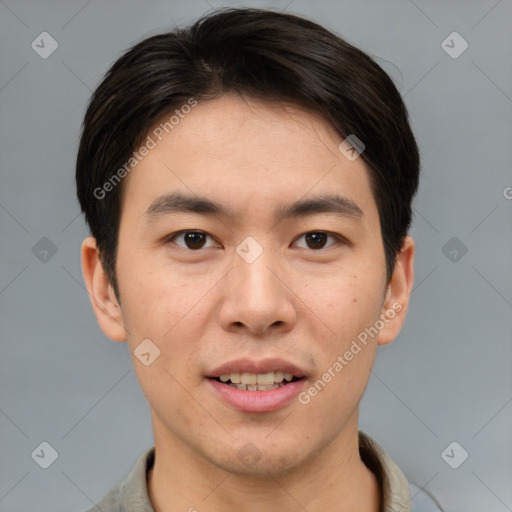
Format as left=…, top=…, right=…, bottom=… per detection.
left=218, top=247, right=297, bottom=337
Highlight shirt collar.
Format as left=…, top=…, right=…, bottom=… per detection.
left=121, top=444, right=155, bottom=512
left=359, top=431, right=412, bottom=511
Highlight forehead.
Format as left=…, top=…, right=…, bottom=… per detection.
left=120, top=94, right=378, bottom=226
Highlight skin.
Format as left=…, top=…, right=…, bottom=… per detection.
left=82, top=93, right=414, bottom=512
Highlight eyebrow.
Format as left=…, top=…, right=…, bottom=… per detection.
left=145, top=192, right=363, bottom=224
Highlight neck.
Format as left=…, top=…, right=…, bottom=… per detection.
left=147, top=415, right=381, bottom=512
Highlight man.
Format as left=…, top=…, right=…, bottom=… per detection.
left=77, top=7, right=443, bottom=512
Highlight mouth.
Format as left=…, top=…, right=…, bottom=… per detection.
left=205, top=358, right=308, bottom=412
left=209, top=371, right=303, bottom=391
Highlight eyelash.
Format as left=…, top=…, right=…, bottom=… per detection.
left=165, top=230, right=346, bottom=251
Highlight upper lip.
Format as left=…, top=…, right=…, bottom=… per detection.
left=207, top=358, right=307, bottom=379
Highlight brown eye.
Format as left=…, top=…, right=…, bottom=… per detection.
left=294, top=231, right=338, bottom=250
left=169, top=231, right=216, bottom=250
left=183, top=232, right=207, bottom=249
left=305, top=232, right=328, bottom=249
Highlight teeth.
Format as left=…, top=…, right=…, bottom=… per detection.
left=256, top=383, right=279, bottom=390
left=241, top=373, right=257, bottom=385
left=256, top=372, right=275, bottom=385
left=217, top=371, right=297, bottom=387
left=230, top=382, right=281, bottom=391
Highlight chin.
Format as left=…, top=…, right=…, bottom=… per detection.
left=214, top=452, right=305, bottom=479
left=203, top=435, right=317, bottom=479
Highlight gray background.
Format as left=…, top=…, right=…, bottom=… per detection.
left=1, top=0, right=511, bottom=511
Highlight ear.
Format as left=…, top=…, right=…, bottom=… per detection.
left=377, top=235, right=415, bottom=346
left=81, top=236, right=127, bottom=342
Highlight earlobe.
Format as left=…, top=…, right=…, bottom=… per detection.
left=377, top=235, right=415, bottom=346
left=81, top=236, right=127, bottom=342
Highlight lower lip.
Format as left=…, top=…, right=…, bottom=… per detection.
left=207, top=378, right=306, bottom=413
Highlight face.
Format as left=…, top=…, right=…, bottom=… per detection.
left=83, top=94, right=413, bottom=478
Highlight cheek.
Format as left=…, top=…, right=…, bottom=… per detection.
left=303, top=271, right=382, bottom=397
left=118, top=259, right=218, bottom=380
left=118, top=254, right=201, bottom=331
left=308, top=270, right=384, bottom=337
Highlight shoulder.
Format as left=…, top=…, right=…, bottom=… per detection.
left=359, top=430, right=444, bottom=512
left=82, top=446, right=155, bottom=512
left=83, top=484, right=123, bottom=512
